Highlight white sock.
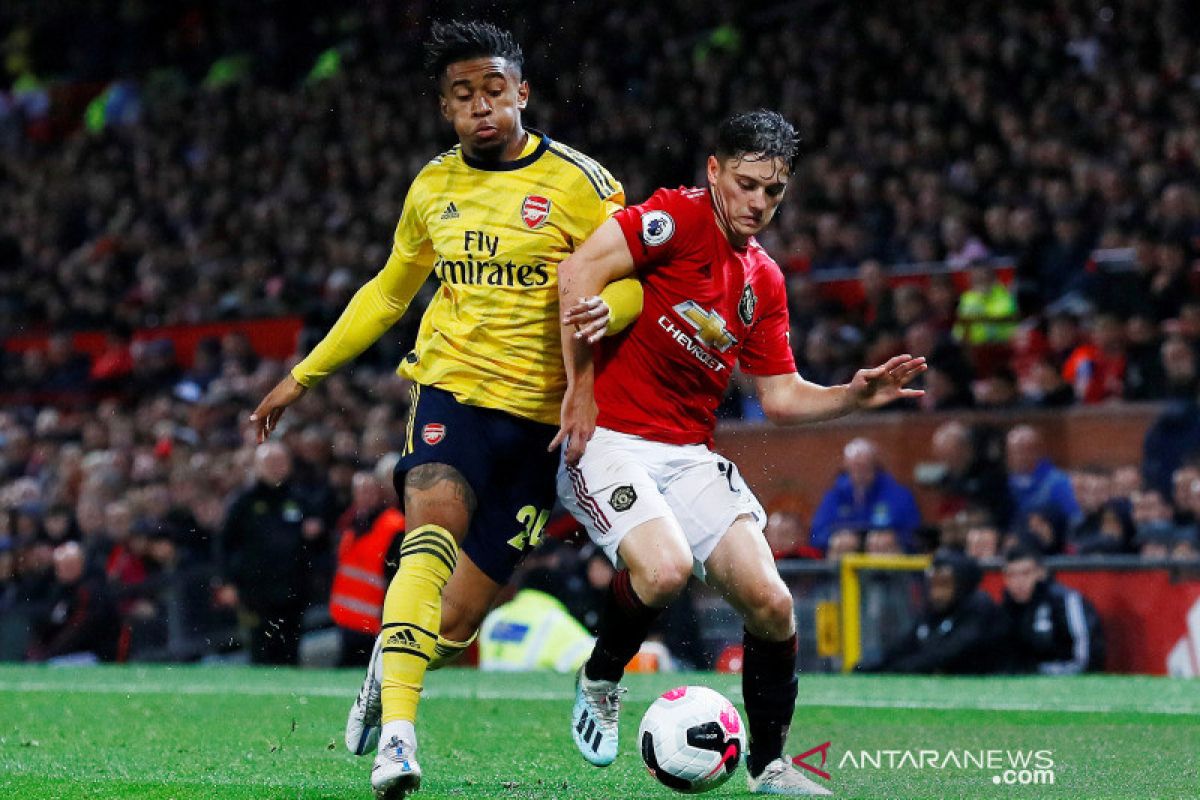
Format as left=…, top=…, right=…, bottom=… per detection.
left=381, top=720, right=417, bottom=750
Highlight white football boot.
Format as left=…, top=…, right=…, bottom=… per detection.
left=345, top=634, right=383, bottom=755
left=371, top=732, right=421, bottom=799
left=571, top=666, right=624, bottom=766
left=747, top=757, right=834, bottom=796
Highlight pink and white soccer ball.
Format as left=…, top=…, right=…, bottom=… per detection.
left=638, top=685, right=745, bottom=794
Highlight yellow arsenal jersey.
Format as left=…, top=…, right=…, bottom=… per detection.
left=291, top=131, right=627, bottom=425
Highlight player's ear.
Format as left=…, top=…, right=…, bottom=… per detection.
left=439, top=94, right=451, bottom=122
left=516, top=80, right=529, bottom=110
left=706, top=155, right=721, bottom=185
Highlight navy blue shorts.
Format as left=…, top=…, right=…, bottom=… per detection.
left=395, top=383, right=559, bottom=585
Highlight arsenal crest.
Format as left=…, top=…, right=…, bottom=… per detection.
left=521, top=195, right=551, bottom=229
left=422, top=423, right=446, bottom=446
left=738, top=284, right=757, bottom=326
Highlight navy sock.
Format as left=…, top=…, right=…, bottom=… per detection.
left=743, top=629, right=799, bottom=777
left=584, top=569, right=662, bottom=682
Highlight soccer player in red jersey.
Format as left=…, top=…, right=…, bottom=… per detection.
left=552, top=110, right=926, bottom=795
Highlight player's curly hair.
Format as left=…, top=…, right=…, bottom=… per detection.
left=424, top=20, right=524, bottom=83
left=715, top=110, right=801, bottom=169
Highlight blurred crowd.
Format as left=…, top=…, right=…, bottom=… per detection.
left=762, top=423, right=1200, bottom=563
left=3, top=0, right=1200, bottom=667
left=1, top=1, right=1199, bottom=410
left=1, top=333, right=1196, bottom=667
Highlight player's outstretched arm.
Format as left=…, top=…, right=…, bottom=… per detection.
left=551, top=218, right=637, bottom=463
left=754, top=354, right=927, bottom=426
left=250, top=374, right=307, bottom=444
left=251, top=244, right=433, bottom=441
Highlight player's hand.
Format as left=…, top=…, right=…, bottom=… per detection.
left=250, top=374, right=308, bottom=443
left=549, top=384, right=598, bottom=465
left=562, top=295, right=612, bottom=345
left=849, top=354, right=927, bottom=409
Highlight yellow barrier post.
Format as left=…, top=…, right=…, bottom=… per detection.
left=838, top=553, right=931, bottom=672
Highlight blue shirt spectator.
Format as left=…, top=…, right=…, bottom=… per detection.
left=810, top=439, right=921, bottom=552
left=1006, top=425, right=1081, bottom=523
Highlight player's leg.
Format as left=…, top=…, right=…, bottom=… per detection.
left=661, top=451, right=828, bottom=795
left=429, top=552, right=502, bottom=667
left=557, top=429, right=690, bottom=766
left=367, top=385, right=493, bottom=799
left=584, top=517, right=693, bottom=682
left=371, top=461, right=472, bottom=798
left=703, top=520, right=830, bottom=796
left=576, top=516, right=692, bottom=766
left=345, top=549, right=497, bottom=758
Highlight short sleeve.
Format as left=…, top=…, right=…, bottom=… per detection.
left=738, top=267, right=797, bottom=376
left=613, top=187, right=697, bottom=273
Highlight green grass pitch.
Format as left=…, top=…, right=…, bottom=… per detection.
left=0, top=665, right=1196, bottom=799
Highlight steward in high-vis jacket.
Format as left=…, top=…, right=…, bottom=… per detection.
left=330, top=472, right=405, bottom=665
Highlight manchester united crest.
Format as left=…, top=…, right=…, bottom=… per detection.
left=521, top=195, right=551, bottom=229
left=739, top=284, right=757, bottom=326
left=609, top=485, right=638, bottom=512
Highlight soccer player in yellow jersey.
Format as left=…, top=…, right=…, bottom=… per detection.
left=249, top=21, right=638, bottom=800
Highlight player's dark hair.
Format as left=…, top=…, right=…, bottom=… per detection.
left=424, top=20, right=524, bottom=83
left=715, top=109, right=800, bottom=170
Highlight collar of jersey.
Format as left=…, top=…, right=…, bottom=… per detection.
left=460, top=129, right=551, bottom=172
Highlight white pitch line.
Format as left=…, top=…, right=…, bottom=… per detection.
left=0, top=680, right=1195, bottom=716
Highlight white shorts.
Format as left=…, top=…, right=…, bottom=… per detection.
left=557, top=427, right=766, bottom=573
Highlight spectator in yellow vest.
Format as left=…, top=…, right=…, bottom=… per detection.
left=953, top=264, right=1018, bottom=345
left=478, top=568, right=594, bottom=673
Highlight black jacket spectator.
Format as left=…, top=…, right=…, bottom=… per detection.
left=1001, top=549, right=1105, bottom=674
left=857, top=550, right=1006, bottom=674
left=29, top=560, right=122, bottom=663
left=217, top=443, right=322, bottom=664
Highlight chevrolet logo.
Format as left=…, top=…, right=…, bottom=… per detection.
left=673, top=301, right=737, bottom=352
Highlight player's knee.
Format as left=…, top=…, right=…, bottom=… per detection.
left=403, top=463, right=475, bottom=537
left=748, top=582, right=795, bottom=638
left=638, top=557, right=692, bottom=607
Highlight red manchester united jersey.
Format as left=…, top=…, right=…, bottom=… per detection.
left=594, top=186, right=796, bottom=445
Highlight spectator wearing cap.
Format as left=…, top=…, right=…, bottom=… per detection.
left=1006, top=426, right=1081, bottom=525
left=810, top=438, right=921, bottom=554
left=856, top=549, right=1006, bottom=674
left=1001, top=546, right=1104, bottom=674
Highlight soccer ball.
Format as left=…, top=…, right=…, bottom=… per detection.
left=638, top=685, right=745, bottom=794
